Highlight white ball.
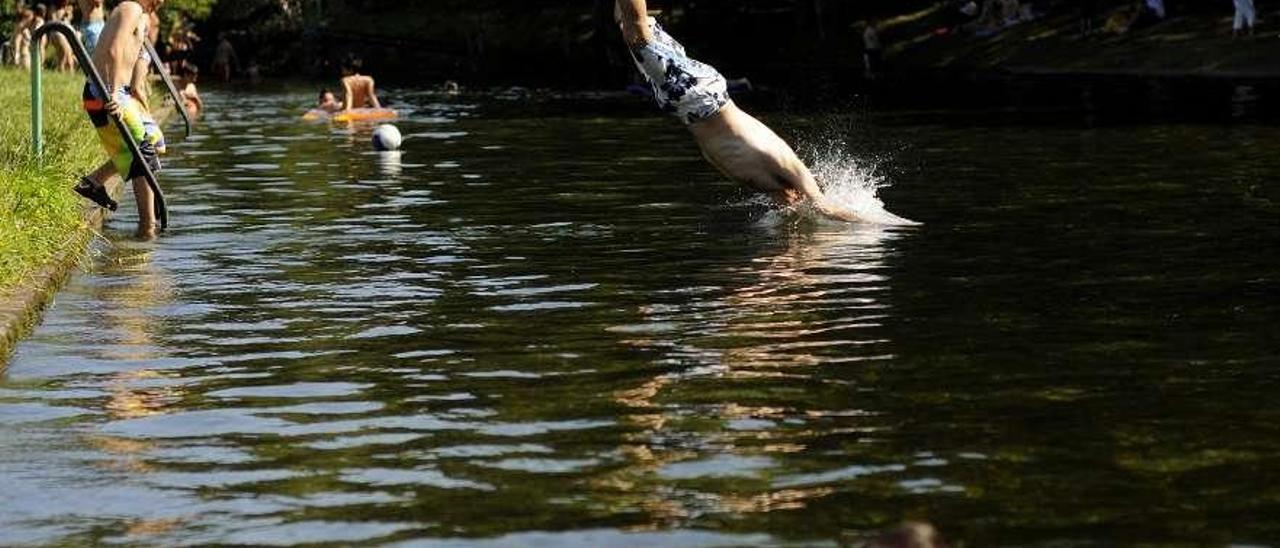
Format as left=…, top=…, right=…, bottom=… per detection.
left=372, top=124, right=402, bottom=151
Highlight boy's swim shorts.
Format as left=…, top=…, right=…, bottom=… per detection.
left=83, top=82, right=162, bottom=180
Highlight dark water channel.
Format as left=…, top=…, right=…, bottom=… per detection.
left=2, top=85, right=1278, bottom=545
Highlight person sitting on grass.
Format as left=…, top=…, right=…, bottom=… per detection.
left=615, top=0, right=866, bottom=222
left=19, top=5, right=46, bottom=70
left=339, top=55, right=380, bottom=111
left=8, top=9, right=35, bottom=67
left=51, top=1, right=77, bottom=72
left=71, top=0, right=167, bottom=238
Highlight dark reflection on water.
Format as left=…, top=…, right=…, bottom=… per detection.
left=1, top=87, right=1278, bottom=546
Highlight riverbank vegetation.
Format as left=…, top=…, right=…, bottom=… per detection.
left=0, top=68, right=103, bottom=297
left=131, top=0, right=1280, bottom=87
left=8, top=1, right=1277, bottom=88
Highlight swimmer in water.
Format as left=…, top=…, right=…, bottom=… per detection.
left=615, top=0, right=865, bottom=222
left=339, top=55, right=380, bottom=111
left=317, top=88, right=343, bottom=113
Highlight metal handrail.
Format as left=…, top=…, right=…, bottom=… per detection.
left=31, top=21, right=168, bottom=230
left=144, top=40, right=192, bottom=137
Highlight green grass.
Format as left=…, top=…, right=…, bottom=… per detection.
left=0, top=67, right=104, bottom=297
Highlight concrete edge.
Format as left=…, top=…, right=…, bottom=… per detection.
left=0, top=104, right=175, bottom=370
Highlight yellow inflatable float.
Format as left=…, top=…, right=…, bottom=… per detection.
left=303, top=108, right=399, bottom=123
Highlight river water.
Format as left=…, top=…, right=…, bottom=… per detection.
left=1, top=85, right=1278, bottom=545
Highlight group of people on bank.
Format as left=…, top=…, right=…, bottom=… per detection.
left=5, top=0, right=102, bottom=71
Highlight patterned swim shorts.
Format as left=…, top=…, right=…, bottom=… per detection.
left=83, top=82, right=163, bottom=181
left=628, top=17, right=730, bottom=125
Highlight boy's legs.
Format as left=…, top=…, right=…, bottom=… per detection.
left=89, top=160, right=117, bottom=184
left=78, top=83, right=162, bottom=227
left=131, top=176, right=157, bottom=235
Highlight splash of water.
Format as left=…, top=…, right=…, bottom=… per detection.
left=805, top=139, right=919, bottom=227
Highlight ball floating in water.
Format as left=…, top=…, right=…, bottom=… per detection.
left=372, top=124, right=402, bottom=151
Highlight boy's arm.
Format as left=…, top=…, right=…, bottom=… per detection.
left=342, top=78, right=354, bottom=111
left=616, top=0, right=654, bottom=46
left=129, top=60, right=150, bottom=111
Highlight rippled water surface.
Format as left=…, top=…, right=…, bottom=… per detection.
left=2, top=87, right=1278, bottom=546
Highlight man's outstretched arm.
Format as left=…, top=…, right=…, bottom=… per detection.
left=795, top=170, right=865, bottom=223
left=616, top=0, right=654, bottom=46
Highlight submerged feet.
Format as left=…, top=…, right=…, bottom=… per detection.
left=72, top=177, right=118, bottom=211
left=135, top=223, right=158, bottom=240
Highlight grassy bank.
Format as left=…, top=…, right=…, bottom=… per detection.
left=0, top=67, right=102, bottom=298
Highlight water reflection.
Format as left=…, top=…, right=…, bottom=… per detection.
left=610, top=223, right=907, bottom=526
left=91, top=241, right=181, bottom=421
left=378, top=150, right=403, bottom=178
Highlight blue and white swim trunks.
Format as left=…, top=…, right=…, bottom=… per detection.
left=628, top=17, right=730, bottom=125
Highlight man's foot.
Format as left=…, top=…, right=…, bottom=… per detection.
left=72, top=177, right=118, bottom=211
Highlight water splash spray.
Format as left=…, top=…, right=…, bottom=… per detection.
left=804, top=138, right=919, bottom=226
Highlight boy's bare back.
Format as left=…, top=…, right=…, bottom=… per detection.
left=92, top=2, right=147, bottom=89
left=342, top=74, right=380, bottom=110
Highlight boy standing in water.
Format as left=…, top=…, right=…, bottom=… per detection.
left=615, top=0, right=864, bottom=222
left=178, top=64, right=203, bottom=118
left=211, top=32, right=236, bottom=81
left=71, top=0, right=167, bottom=237
left=340, top=55, right=380, bottom=111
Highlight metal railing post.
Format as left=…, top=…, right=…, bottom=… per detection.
left=31, top=42, right=43, bottom=160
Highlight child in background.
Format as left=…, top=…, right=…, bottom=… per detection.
left=339, top=55, right=380, bottom=110
left=317, top=89, right=343, bottom=112
left=178, top=64, right=203, bottom=117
